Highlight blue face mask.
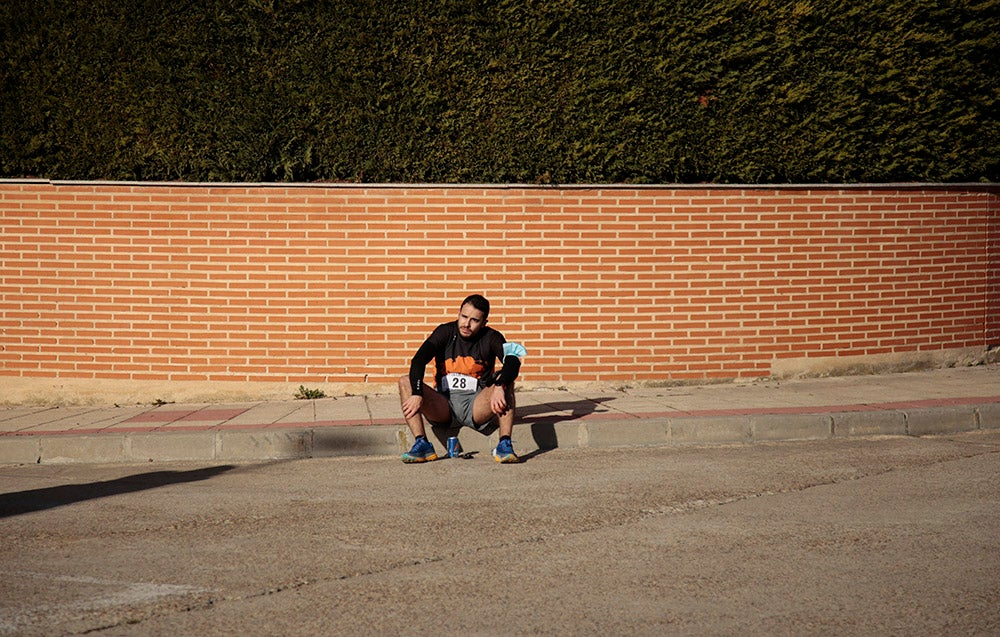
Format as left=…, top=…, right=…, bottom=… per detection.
left=502, top=342, right=527, bottom=361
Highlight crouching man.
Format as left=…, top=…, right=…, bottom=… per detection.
left=398, top=294, right=523, bottom=463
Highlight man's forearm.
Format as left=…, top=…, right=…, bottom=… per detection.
left=495, top=355, right=521, bottom=387
left=408, top=340, right=436, bottom=394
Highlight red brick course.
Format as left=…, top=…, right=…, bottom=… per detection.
left=2, top=182, right=997, bottom=385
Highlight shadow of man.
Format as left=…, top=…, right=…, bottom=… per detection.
left=422, top=396, right=618, bottom=462
left=516, top=397, right=620, bottom=461
left=0, top=465, right=236, bottom=518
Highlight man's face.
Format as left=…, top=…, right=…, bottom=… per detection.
left=457, top=303, right=487, bottom=339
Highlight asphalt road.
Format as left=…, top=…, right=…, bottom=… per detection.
left=2, top=430, right=999, bottom=636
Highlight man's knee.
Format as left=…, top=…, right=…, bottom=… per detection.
left=398, top=376, right=412, bottom=395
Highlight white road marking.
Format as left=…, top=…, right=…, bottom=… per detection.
left=2, top=571, right=210, bottom=634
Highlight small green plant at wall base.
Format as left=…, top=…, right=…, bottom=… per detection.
left=294, top=386, right=326, bottom=400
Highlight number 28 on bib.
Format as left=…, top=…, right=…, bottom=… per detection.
left=442, top=373, right=477, bottom=393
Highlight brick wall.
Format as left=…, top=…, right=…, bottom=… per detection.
left=2, top=181, right=997, bottom=390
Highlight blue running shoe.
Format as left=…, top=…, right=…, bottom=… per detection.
left=402, top=437, right=438, bottom=463
left=492, top=438, right=519, bottom=464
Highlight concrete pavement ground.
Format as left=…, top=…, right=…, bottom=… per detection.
left=1, top=432, right=998, bottom=635
left=1, top=364, right=999, bottom=464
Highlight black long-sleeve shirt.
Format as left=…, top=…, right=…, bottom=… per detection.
left=408, top=321, right=521, bottom=394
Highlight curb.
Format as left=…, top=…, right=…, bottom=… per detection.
left=2, top=402, right=998, bottom=465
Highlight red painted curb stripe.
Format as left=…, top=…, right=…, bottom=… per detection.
left=3, top=397, right=998, bottom=436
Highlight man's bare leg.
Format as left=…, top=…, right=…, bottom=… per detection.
left=473, top=384, right=518, bottom=462
left=472, top=384, right=515, bottom=428
left=496, top=387, right=516, bottom=438
left=397, top=376, right=450, bottom=440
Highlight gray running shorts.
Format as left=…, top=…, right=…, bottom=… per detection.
left=428, top=388, right=495, bottom=432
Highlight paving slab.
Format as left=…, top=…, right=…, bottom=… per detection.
left=0, top=408, right=99, bottom=432
left=364, top=394, right=404, bottom=424
left=269, top=403, right=318, bottom=426
left=221, top=402, right=297, bottom=427
left=313, top=397, right=369, bottom=423
left=0, top=407, right=57, bottom=424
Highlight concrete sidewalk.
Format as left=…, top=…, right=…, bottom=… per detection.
left=1, top=365, right=998, bottom=465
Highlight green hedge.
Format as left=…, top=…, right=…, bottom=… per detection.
left=2, top=0, right=997, bottom=183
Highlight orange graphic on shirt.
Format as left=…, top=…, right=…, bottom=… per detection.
left=445, top=356, right=484, bottom=377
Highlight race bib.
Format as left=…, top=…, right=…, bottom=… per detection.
left=442, top=373, right=478, bottom=393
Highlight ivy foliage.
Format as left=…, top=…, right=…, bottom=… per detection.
left=1, top=0, right=997, bottom=183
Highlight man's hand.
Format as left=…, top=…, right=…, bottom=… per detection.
left=402, top=395, right=423, bottom=420
left=490, top=385, right=509, bottom=416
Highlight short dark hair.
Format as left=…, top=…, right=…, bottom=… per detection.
left=461, top=294, right=490, bottom=319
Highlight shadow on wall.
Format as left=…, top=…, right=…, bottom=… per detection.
left=0, top=465, right=236, bottom=519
